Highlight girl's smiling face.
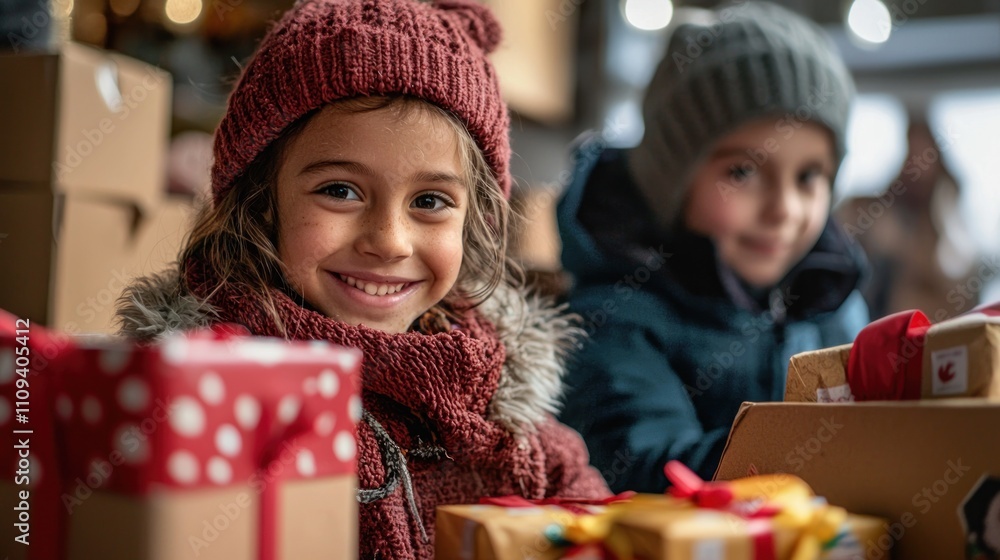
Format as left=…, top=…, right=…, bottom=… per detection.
left=275, top=102, right=468, bottom=333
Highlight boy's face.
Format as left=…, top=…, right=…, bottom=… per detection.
left=275, top=104, right=467, bottom=334
left=684, top=118, right=835, bottom=288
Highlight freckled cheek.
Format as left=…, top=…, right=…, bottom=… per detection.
left=280, top=218, right=333, bottom=273
left=424, top=227, right=465, bottom=279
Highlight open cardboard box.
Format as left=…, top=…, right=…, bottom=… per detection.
left=719, top=347, right=1000, bottom=560
left=0, top=42, right=185, bottom=334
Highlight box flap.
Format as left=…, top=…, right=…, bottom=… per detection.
left=784, top=344, right=853, bottom=402
left=0, top=42, right=171, bottom=215
left=716, top=400, right=1000, bottom=559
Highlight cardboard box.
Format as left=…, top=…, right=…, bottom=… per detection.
left=922, top=312, right=1000, bottom=399
left=786, top=308, right=1000, bottom=403
left=0, top=325, right=361, bottom=560
left=0, top=191, right=195, bottom=334
left=482, top=0, right=575, bottom=123
left=785, top=344, right=853, bottom=403
left=436, top=503, right=589, bottom=560
left=0, top=42, right=176, bottom=335
left=0, top=42, right=171, bottom=210
left=715, top=399, right=1000, bottom=560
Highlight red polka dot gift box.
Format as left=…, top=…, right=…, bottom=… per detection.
left=0, top=312, right=361, bottom=560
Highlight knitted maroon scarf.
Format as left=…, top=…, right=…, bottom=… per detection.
left=183, top=261, right=549, bottom=483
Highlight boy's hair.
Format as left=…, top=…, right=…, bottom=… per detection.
left=180, top=97, right=515, bottom=335
left=628, top=1, right=856, bottom=229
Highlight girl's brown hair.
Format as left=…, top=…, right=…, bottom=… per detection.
left=179, top=96, right=520, bottom=336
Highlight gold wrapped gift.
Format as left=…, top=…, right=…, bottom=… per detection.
left=436, top=503, right=590, bottom=560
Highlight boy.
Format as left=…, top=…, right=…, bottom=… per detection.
left=557, top=1, right=869, bottom=488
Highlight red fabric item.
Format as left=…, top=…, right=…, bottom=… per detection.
left=185, top=264, right=610, bottom=559
left=212, top=0, right=512, bottom=202
left=479, top=492, right=635, bottom=514
left=847, top=310, right=930, bottom=400
left=665, top=460, right=734, bottom=509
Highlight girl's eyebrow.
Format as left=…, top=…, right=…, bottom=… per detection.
left=412, top=170, right=465, bottom=187
left=298, top=159, right=376, bottom=177
left=299, top=159, right=465, bottom=187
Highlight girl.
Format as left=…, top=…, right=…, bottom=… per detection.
left=557, top=1, right=869, bottom=488
left=116, top=0, right=610, bottom=557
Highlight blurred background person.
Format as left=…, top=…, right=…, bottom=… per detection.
left=836, top=116, right=981, bottom=320
left=556, top=2, right=867, bottom=487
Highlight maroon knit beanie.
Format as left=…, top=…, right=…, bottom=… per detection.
left=211, top=0, right=511, bottom=203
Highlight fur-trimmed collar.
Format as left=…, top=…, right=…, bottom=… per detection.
left=115, top=267, right=581, bottom=434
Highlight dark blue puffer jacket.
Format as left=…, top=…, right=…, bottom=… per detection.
left=556, top=135, right=869, bottom=489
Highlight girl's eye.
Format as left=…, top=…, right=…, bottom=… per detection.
left=318, top=182, right=360, bottom=200
left=412, top=192, right=454, bottom=212
left=728, top=164, right=755, bottom=183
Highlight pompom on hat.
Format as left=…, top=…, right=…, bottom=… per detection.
left=211, top=0, right=511, bottom=203
left=628, top=1, right=856, bottom=229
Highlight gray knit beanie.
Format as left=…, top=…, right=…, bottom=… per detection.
left=628, top=1, right=855, bottom=229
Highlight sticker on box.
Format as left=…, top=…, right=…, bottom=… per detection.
left=932, top=346, right=969, bottom=396
left=693, top=538, right=725, bottom=560
left=816, top=384, right=855, bottom=403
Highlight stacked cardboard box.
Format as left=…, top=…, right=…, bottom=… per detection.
left=0, top=42, right=191, bottom=335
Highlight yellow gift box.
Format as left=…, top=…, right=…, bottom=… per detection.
left=435, top=465, right=891, bottom=559
left=607, top=495, right=888, bottom=560
left=436, top=498, right=887, bottom=560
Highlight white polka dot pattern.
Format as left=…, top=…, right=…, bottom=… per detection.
left=0, top=349, right=13, bottom=384
left=167, top=451, right=199, bottom=485
left=215, top=424, right=242, bottom=457
left=296, top=449, right=316, bottom=477
left=198, top=372, right=226, bottom=405
left=277, top=395, right=301, bottom=424
left=206, top=456, right=232, bottom=485
left=317, top=370, right=339, bottom=399
left=56, top=394, right=73, bottom=420
left=81, top=396, right=102, bottom=424
left=0, top=397, right=10, bottom=425
left=302, top=377, right=317, bottom=396
left=117, top=378, right=150, bottom=413
left=234, top=395, right=261, bottom=430
left=334, top=351, right=360, bottom=371
left=99, top=348, right=131, bottom=375
left=114, top=423, right=149, bottom=464
left=28, top=457, right=40, bottom=486
left=238, top=340, right=286, bottom=365
left=334, top=431, right=356, bottom=462
left=169, top=397, right=205, bottom=437
left=349, top=395, right=362, bottom=423
left=161, top=338, right=188, bottom=365
left=314, top=412, right=336, bottom=436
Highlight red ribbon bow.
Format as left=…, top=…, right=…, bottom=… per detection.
left=847, top=309, right=930, bottom=400
left=479, top=492, right=636, bottom=515
left=665, top=461, right=777, bottom=560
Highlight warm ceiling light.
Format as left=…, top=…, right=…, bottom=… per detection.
left=623, top=0, right=674, bottom=31
left=165, top=0, right=202, bottom=25
left=847, top=0, right=892, bottom=44
left=110, top=0, right=140, bottom=17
